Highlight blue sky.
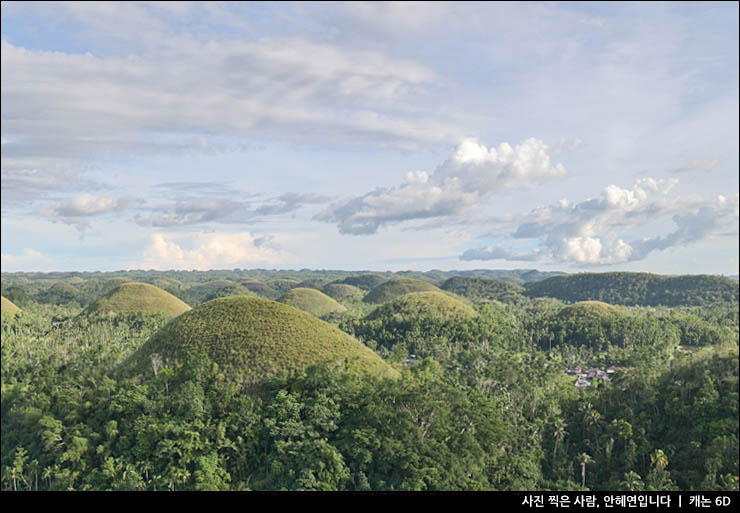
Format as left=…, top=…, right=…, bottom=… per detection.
left=1, top=1, right=738, bottom=274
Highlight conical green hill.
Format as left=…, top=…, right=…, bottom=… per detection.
left=322, top=283, right=364, bottom=302
left=119, top=296, right=398, bottom=383
left=238, top=279, right=280, bottom=299
left=557, top=301, right=622, bottom=319
left=277, top=287, right=348, bottom=317
left=365, top=291, right=476, bottom=321
left=269, top=279, right=301, bottom=294
left=1, top=296, right=21, bottom=316
left=82, top=282, right=191, bottom=318
left=363, top=278, right=441, bottom=304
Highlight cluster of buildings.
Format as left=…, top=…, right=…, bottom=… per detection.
left=565, top=366, right=617, bottom=388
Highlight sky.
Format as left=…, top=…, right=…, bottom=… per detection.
left=1, top=1, right=738, bottom=274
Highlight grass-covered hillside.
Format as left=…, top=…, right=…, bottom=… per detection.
left=1, top=296, right=21, bottom=316
left=237, top=279, right=281, bottom=299
left=277, top=287, right=348, bottom=317
left=365, top=291, right=476, bottom=321
left=145, top=277, right=184, bottom=293
left=524, top=272, right=739, bottom=307
left=81, top=283, right=191, bottom=318
left=119, top=296, right=397, bottom=384
left=322, top=283, right=364, bottom=302
left=268, top=279, right=302, bottom=294
left=37, top=281, right=84, bottom=305
left=363, top=278, right=441, bottom=304
left=556, top=300, right=622, bottom=319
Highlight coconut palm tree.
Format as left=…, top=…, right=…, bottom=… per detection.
left=576, top=452, right=594, bottom=489
left=553, top=419, right=568, bottom=460
left=651, top=449, right=668, bottom=471
left=620, top=471, right=644, bottom=491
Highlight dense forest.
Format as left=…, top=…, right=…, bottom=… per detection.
left=524, top=272, right=739, bottom=307
left=1, top=270, right=738, bottom=491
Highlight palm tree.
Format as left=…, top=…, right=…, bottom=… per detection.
left=650, top=449, right=668, bottom=471
left=620, top=471, right=644, bottom=491
left=553, top=419, right=568, bottom=460
left=576, top=452, right=594, bottom=489
left=647, top=449, right=674, bottom=490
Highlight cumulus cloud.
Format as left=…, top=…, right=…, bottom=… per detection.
left=139, top=231, right=283, bottom=270
left=318, top=137, right=567, bottom=234
left=629, top=195, right=739, bottom=260
left=461, top=179, right=738, bottom=265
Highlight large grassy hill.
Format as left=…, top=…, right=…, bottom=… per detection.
left=322, top=283, right=364, bottom=302
left=363, top=278, right=441, bottom=304
left=556, top=300, right=623, bottom=320
left=1, top=296, right=21, bottom=316
left=277, top=287, right=348, bottom=317
left=119, top=296, right=397, bottom=384
left=237, top=278, right=281, bottom=299
left=365, top=291, right=477, bottom=321
left=145, top=277, right=184, bottom=292
left=81, top=282, right=191, bottom=318
left=268, top=279, right=302, bottom=294
left=37, top=281, right=83, bottom=304
left=524, top=272, right=739, bottom=307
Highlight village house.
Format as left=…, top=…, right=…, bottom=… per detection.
left=567, top=365, right=614, bottom=388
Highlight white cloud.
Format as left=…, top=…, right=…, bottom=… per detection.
left=133, top=192, right=333, bottom=228
left=461, top=180, right=738, bottom=265
left=0, top=36, right=448, bottom=154
left=38, top=194, right=143, bottom=234
left=138, top=231, right=284, bottom=270
left=318, top=137, right=567, bottom=234
left=133, top=199, right=249, bottom=228
left=0, top=33, right=461, bottom=204
left=36, top=194, right=142, bottom=236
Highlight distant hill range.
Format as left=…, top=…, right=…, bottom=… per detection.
left=2, top=269, right=736, bottom=308
left=524, top=272, right=739, bottom=307
left=394, top=269, right=565, bottom=284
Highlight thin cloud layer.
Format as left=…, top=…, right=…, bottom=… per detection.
left=672, top=159, right=722, bottom=174
left=38, top=194, right=143, bottom=234
left=133, top=199, right=250, bottom=228
left=133, top=193, right=333, bottom=228
left=256, top=193, right=333, bottom=216
left=0, top=36, right=449, bottom=164
left=318, top=137, right=567, bottom=234
left=461, top=180, right=739, bottom=265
